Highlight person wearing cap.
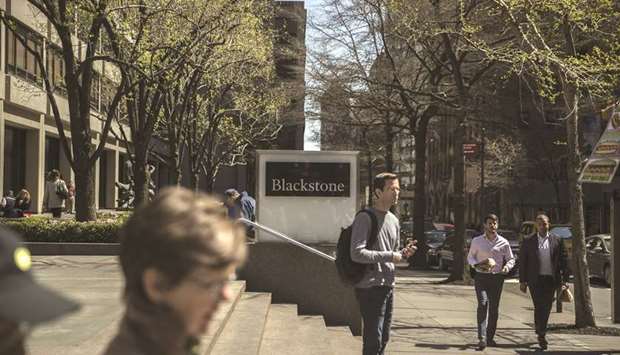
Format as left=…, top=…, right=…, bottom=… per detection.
left=223, top=188, right=256, bottom=240
left=0, top=227, right=80, bottom=355
left=103, top=187, right=247, bottom=355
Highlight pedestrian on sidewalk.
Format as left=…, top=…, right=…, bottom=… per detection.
left=103, top=187, right=247, bottom=355
left=0, top=227, right=80, bottom=355
left=350, top=172, right=417, bottom=355
left=224, top=188, right=256, bottom=241
left=519, top=214, right=570, bottom=350
left=42, top=169, right=68, bottom=218
left=467, top=213, right=515, bottom=350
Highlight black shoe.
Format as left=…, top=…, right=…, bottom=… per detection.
left=538, top=335, right=548, bottom=350
left=487, top=339, right=497, bottom=347
left=477, top=339, right=486, bottom=351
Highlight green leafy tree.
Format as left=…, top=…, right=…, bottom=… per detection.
left=463, top=0, right=620, bottom=327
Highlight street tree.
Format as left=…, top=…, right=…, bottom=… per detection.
left=311, top=0, right=453, bottom=263
left=388, top=0, right=502, bottom=277
left=465, top=0, right=620, bottom=328
left=112, top=0, right=243, bottom=206
left=0, top=1, right=133, bottom=221
left=157, top=0, right=282, bottom=192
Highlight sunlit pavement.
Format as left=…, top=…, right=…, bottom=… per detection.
left=389, top=266, right=620, bottom=354
left=25, top=257, right=620, bottom=354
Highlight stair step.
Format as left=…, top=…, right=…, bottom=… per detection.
left=260, top=307, right=332, bottom=355
left=326, top=326, right=362, bottom=355
left=208, top=292, right=271, bottom=355
left=199, top=280, right=246, bottom=354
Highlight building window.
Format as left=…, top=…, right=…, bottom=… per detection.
left=99, top=152, right=108, bottom=207
left=3, top=127, right=26, bottom=194
left=6, top=20, right=44, bottom=84
left=47, top=45, right=66, bottom=94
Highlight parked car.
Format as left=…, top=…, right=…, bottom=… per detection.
left=433, top=223, right=455, bottom=231
left=437, top=229, right=479, bottom=270
left=518, top=221, right=536, bottom=242
left=549, top=224, right=573, bottom=257
left=424, top=230, right=450, bottom=266
left=400, top=219, right=435, bottom=246
left=585, top=234, right=612, bottom=286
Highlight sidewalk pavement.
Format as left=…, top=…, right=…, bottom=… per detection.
left=389, top=268, right=620, bottom=354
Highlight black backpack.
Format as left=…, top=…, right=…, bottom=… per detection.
left=335, top=209, right=379, bottom=285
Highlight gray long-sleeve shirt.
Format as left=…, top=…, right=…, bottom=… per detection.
left=350, top=208, right=401, bottom=288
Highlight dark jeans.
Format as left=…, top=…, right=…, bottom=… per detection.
left=50, top=208, right=62, bottom=218
left=474, top=273, right=505, bottom=341
left=355, top=286, right=394, bottom=355
left=529, top=275, right=555, bottom=337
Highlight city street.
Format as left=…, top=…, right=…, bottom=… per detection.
left=27, top=256, right=620, bottom=355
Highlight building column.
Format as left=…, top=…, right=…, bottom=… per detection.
left=94, top=152, right=100, bottom=211
left=25, top=115, right=45, bottom=213
left=0, top=100, right=5, bottom=196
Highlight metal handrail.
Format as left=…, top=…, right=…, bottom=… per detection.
left=239, top=218, right=335, bottom=261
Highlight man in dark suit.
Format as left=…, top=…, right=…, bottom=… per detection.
left=519, top=214, right=570, bottom=350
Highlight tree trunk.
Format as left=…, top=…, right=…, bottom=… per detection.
left=564, top=82, right=596, bottom=327
left=449, top=117, right=467, bottom=281
left=133, top=151, right=149, bottom=208
left=166, top=156, right=182, bottom=186
left=74, top=165, right=96, bottom=221
left=412, top=115, right=431, bottom=267
left=190, top=172, right=201, bottom=192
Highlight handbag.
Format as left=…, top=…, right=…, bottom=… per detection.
left=559, top=286, right=574, bottom=303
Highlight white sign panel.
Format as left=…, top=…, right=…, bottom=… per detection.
left=256, top=150, right=359, bottom=244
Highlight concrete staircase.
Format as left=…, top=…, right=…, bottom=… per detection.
left=202, top=280, right=362, bottom=355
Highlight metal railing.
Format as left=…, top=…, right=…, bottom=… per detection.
left=239, top=218, right=335, bottom=261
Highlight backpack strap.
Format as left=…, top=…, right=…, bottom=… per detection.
left=360, top=209, right=379, bottom=249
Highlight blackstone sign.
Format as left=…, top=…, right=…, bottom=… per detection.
left=266, top=162, right=350, bottom=197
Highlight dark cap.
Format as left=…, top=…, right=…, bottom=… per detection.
left=0, top=227, right=80, bottom=324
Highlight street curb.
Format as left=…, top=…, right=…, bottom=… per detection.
left=25, top=242, right=120, bottom=255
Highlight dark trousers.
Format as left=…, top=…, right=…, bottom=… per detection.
left=50, top=208, right=62, bottom=218
left=474, top=273, right=505, bottom=341
left=355, top=286, right=394, bottom=355
left=529, top=275, right=555, bottom=337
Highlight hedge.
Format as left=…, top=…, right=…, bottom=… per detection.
left=0, top=215, right=129, bottom=243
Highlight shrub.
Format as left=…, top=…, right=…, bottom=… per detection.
left=0, top=215, right=126, bottom=243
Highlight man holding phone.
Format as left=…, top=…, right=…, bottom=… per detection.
left=350, top=172, right=416, bottom=355
left=467, top=214, right=515, bottom=350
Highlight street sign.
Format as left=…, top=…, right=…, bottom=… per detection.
left=463, top=143, right=478, bottom=155
left=580, top=106, right=620, bottom=184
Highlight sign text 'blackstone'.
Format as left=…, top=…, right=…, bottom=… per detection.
left=266, top=162, right=350, bottom=197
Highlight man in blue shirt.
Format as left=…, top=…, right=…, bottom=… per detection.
left=224, top=189, right=256, bottom=240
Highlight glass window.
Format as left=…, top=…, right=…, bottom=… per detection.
left=6, top=20, right=43, bottom=83
left=550, top=226, right=572, bottom=239
left=99, top=153, right=108, bottom=207
left=3, top=127, right=27, bottom=194
left=45, top=136, right=60, bottom=175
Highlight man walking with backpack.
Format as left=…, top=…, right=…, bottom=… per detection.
left=350, top=172, right=416, bottom=355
